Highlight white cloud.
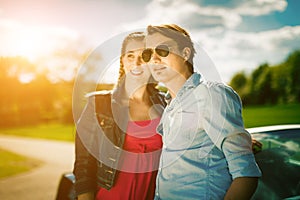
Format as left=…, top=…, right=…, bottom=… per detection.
left=121, top=0, right=287, bottom=32
left=235, top=0, right=287, bottom=16
left=122, top=0, right=288, bottom=31
left=195, top=25, right=300, bottom=82
left=121, top=0, right=226, bottom=29
left=118, top=0, right=294, bottom=83
left=119, top=0, right=195, bottom=29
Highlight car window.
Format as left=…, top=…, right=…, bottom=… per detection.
left=253, top=129, right=300, bottom=164
left=252, top=128, right=300, bottom=200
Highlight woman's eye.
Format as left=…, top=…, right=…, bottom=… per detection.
left=126, top=53, right=135, bottom=60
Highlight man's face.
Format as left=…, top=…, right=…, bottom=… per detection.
left=144, top=32, right=186, bottom=84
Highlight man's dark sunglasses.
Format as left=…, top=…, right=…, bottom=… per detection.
left=141, top=44, right=170, bottom=62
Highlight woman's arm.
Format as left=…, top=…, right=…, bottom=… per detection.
left=73, top=133, right=97, bottom=198
left=77, top=192, right=95, bottom=200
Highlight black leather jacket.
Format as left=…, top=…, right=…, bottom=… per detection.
left=73, top=88, right=166, bottom=196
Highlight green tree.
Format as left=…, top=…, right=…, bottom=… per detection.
left=229, top=72, right=249, bottom=102
left=229, top=49, right=300, bottom=106
left=271, top=64, right=290, bottom=103
left=285, top=50, right=300, bottom=102
left=0, top=57, right=34, bottom=126
left=245, top=63, right=276, bottom=105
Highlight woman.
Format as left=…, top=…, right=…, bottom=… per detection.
left=73, top=32, right=166, bottom=200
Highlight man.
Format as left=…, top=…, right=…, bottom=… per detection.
left=142, top=24, right=261, bottom=199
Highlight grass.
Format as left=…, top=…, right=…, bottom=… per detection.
left=0, top=104, right=299, bottom=141
left=243, top=103, right=300, bottom=128
left=0, top=104, right=299, bottom=178
left=0, top=148, right=42, bottom=179
left=0, top=123, right=76, bottom=142
left=0, top=124, right=75, bottom=178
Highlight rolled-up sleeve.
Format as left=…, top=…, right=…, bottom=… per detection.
left=203, top=83, right=249, bottom=150
left=203, top=83, right=262, bottom=179
left=222, top=133, right=262, bottom=179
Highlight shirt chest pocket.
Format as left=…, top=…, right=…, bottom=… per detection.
left=164, top=109, right=200, bottom=149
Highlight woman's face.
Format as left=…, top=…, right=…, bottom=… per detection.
left=122, top=40, right=151, bottom=84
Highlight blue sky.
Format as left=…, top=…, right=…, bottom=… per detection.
left=0, top=0, right=299, bottom=82
left=237, top=0, right=300, bottom=31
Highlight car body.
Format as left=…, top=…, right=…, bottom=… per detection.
left=56, top=172, right=75, bottom=200
left=249, top=124, right=300, bottom=200
left=56, top=124, right=300, bottom=200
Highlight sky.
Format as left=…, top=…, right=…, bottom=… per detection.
left=0, top=0, right=300, bottom=83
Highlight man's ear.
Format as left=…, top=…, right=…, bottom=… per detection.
left=182, top=47, right=191, bottom=61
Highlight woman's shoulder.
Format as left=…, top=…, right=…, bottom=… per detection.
left=85, top=90, right=113, bottom=111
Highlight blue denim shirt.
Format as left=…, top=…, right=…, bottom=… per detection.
left=155, top=73, right=261, bottom=200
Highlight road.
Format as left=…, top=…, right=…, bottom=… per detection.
left=0, top=135, right=75, bottom=200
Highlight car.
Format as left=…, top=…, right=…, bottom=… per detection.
left=56, top=172, right=76, bottom=200
left=56, top=124, right=300, bottom=200
left=248, top=124, right=300, bottom=200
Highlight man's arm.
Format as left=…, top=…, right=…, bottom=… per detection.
left=222, top=133, right=261, bottom=200
left=224, top=177, right=258, bottom=200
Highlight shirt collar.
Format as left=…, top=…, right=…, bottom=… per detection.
left=183, top=72, right=203, bottom=89
left=164, top=72, right=204, bottom=103
left=164, top=92, right=172, bottom=105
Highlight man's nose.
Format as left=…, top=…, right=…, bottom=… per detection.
left=150, top=50, right=161, bottom=63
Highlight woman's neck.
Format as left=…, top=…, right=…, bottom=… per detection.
left=127, top=85, right=160, bottom=121
left=128, top=85, right=149, bottom=102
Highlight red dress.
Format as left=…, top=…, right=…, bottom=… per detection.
left=96, top=118, right=162, bottom=200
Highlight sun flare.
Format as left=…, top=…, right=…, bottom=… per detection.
left=1, top=21, right=78, bottom=63
left=14, top=29, right=45, bottom=61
